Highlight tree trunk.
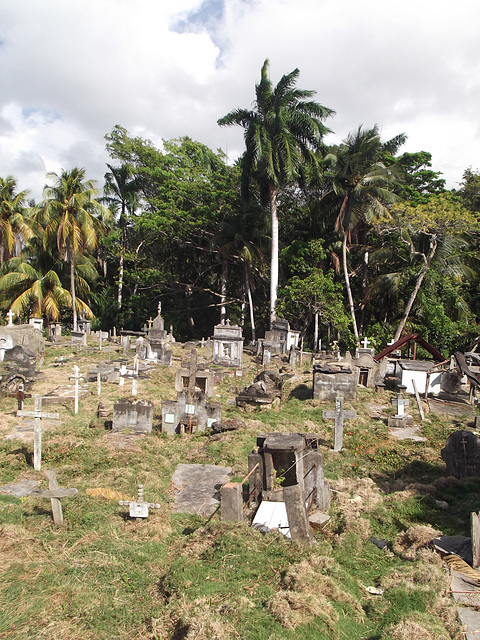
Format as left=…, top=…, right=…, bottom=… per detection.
left=220, top=258, right=228, bottom=324
left=245, top=261, right=256, bottom=343
left=314, top=312, right=319, bottom=352
left=117, top=254, right=124, bottom=309
left=342, top=230, right=359, bottom=342
left=393, top=238, right=437, bottom=342
left=269, top=181, right=279, bottom=329
left=69, top=250, right=77, bottom=332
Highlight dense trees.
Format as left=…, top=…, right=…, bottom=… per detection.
left=1, top=63, right=479, bottom=354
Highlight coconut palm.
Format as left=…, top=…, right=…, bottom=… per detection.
left=218, top=59, right=334, bottom=327
left=37, top=168, right=109, bottom=330
left=0, top=176, right=32, bottom=266
left=322, top=126, right=405, bottom=341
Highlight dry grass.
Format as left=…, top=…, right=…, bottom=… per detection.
left=382, top=617, right=449, bottom=640
left=331, top=477, right=383, bottom=519
left=393, top=525, right=441, bottom=560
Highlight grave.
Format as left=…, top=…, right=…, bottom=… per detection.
left=441, top=431, right=480, bottom=479
left=212, top=320, right=244, bottom=368
left=3, top=344, right=37, bottom=380
left=322, top=396, right=357, bottom=451
left=247, top=433, right=331, bottom=512
left=29, top=317, right=43, bottom=331
left=0, top=323, right=44, bottom=355
left=260, top=318, right=300, bottom=356
left=118, top=484, right=161, bottom=519
left=388, top=393, right=414, bottom=428
left=171, top=463, right=232, bottom=515
left=161, top=390, right=221, bottom=435
left=145, top=302, right=173, bottom=365
left=71, top=330, right=87, bottom=346
left=175, top=349, right=214, bottom=397
left=344, top=349, right=387, bottom=389
left=28, top=469, right=77, bottom=526
left=313, top=362, right=358, bottom=402
left=17, top=394, right=60, bottom=470
left=87, top=361, right=120, bottom=384
left=394, top=359, right=442, bottom=395
left=47, top=323, right=62, bottom=342
left=236, top=370, right=283, bottom=409
left=112, top=398, right=154, bottom=434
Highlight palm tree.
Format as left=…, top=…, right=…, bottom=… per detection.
left=102, top=163, right=139, bottom=309
left=0, top=176, right=32, bottom=266
left=37, top=168, right=109, bottom=330
left=218, top=59, right=334, bottom=327
left=322, top=126, right=404, bottom=341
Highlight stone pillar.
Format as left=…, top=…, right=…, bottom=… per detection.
left=220, top=482, right=243, bottom=522
left=284, top=484, right=313, bottom=545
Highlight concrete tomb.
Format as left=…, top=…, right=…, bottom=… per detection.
left=236, top=370, right=283, bottom=409
left=313, top=361, right=358, bottom=402
left=388, top=393, right=414, bottom=427
left=212, top=320, right=244, bottom=368
left=175, top=349, right=214, bottom=397
left=394, top=359, right=442, bottom=395
left=112, top=398, right=154, bottom=434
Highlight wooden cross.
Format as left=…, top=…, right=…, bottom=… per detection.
left=17, top=394, right=60, bottom=470
left=118, top=484, right=161, bottom=520
left=69, top=365, right=84, bottom=415
left=98, top=332, right=103, bottom=351
left=29, top=469, right=77, bottom=526
left=97, top=372, right=102, bottom=396
left=323, top=396, right=357, bottom=452
left=8, top=383, right=32, bottom=411
left=7, top=309, right=14, bottom=326
left=391, top=393, right=410, bottom=417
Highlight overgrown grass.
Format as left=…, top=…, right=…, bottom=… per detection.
left=0, top=341, right=474, bottom=638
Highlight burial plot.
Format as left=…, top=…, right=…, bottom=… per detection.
left=442, top=431, right=480, bottom=479
left=171, top=463, right=232, bottom=515
left=175, top=349, right=214, bottom=397
left=236, top=370, right=283, bottom=410
left=112, top=398, right=154, bottom=434
left=212, top=320, right=244, bottom=368
left=71, top=330, right=87, bottom=346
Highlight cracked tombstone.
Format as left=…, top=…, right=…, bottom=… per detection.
left=322, top=396, right=356, bottom=451
left=17, top=394, right=60, bottom=471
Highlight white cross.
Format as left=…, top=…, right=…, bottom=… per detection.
left=361, top=337, right=370, bottom=349
left=323, top=396, right=356, bottom=451
left=132, top=355, right=139, bottom=396
left=391, top=393, right=410, bottom=417
left=7, top=309, right=14, bottom=326
left=119, top=484, right=161, bottom=519
left=69, top=365, right=84, bottom=415
left=17, top=395, right=60, bottom=470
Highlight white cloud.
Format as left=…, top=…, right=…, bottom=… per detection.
left=0, top=0, right=479, bottom=199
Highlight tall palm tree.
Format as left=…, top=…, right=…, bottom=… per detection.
left=37, top=168, right=109, bottom=330
left=218, top=59, right=334, bottom=327
left=0, top=176, right=32, bottom=266
left=322, top=126, right=404, bottom=341
left=102, top=163, right=139, bottom=309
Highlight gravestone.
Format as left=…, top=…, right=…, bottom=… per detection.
left=236, top=370, right=283, bottom=410
left=388, top=393, right=414, bottom=427
left=118, top=484, right=161, bottom=519
left=212, top=320, right=244, bottom=367
left=71, top=330, right=87, bottom=346
left=175, top=349, right=214, bottom=397
left=48, top=323, right=62, bottom=343
left=112, top=398, right=154, bottom=434
left=322, top=396, right=357, bottom=451
left=313, top=362, right=358, bottom=402
left=441, top=431, right=480, bottom=479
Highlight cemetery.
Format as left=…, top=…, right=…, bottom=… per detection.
left=1, top=320, right=480, bottom=639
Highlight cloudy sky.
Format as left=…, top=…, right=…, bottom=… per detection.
left=1, top=0, right=479, bottom=200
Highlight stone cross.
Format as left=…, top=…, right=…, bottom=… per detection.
left=29, top=469, right=77, bottom=526
left=147, top=317, right=153, bottom=330
left=17, top=394, right=60, bottom=471
left=118, top=484, right=161, bottom=520
left=7, top=309, right=14, bottom=326
left=391, top=393, right=410, bottom=418
left=323, top=396, right=357, bottom=452
left=8, top=383, right=32, bottom=411
left=97, top=372, right=102, bottom=396
left=119, top=363, right=127, bottom=386
left=361, top=337, right=371, bottom=349
left=69, top=365, right=84, bottom=415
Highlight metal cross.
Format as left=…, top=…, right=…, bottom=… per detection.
left=8, top=383, right=32, bottom=411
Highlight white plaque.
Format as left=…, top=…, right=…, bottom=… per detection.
left=186, top=404, right=195, bottom=415
left=129, top=502, right=148, bottom=518
left=164, top=413, right=175, bottom=424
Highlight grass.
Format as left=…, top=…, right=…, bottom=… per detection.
left=0, top=338, right=475, bottom=638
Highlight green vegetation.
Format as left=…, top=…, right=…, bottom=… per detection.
left=0, top=343, right=473, bottom=639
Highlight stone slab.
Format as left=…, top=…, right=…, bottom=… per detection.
left=171, top=463, right=232, bottom=515
left=389, top=426, right=426, bottom=442
left=41, top=386, right=90, bottom=405
left=0, top=479, right=41, bottom=497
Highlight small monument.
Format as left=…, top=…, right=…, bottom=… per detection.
left=441, top=431, right=480, bottom=479
left=112, top=398, right=154, bottom=434
left=212, top=320, right=244, bottom=368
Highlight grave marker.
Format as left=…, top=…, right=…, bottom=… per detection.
left=322, top=396, right=356, bottom=451
left=7, top=309, right=14, bottom=326
left=8, top=383, right=32, bottom=411
left=29, top=469, right=77, bottom=526
left=69, top=365, right=84, bottom=415
left=17, top=395, right=60, bottom=470
left=118, top=484, right=161, bottom=519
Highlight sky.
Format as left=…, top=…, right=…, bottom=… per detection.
left=1, top=0, right=479, bottom=201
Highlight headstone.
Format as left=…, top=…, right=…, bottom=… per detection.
left=48, top=323, right=62, bottom=342
left=28, top=469, right=77, bottom=526
left=283, top=484, right=313, bottom=545
left=388, top=393, right=414, bottom=427
left=118, top=484, right=161, bottom=519
left=313, top=363, right=358, bottom=402
left=17, top=395, right=60, bottom=470
left=112, top=398, right=154, bottom=434
left=71, top=330, right=87, bottom=346
left=322, top=396, right=357, bottom=451
left=442, top=431, right=480, bottom=479
left=212, top=321, right=244, bottom=367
